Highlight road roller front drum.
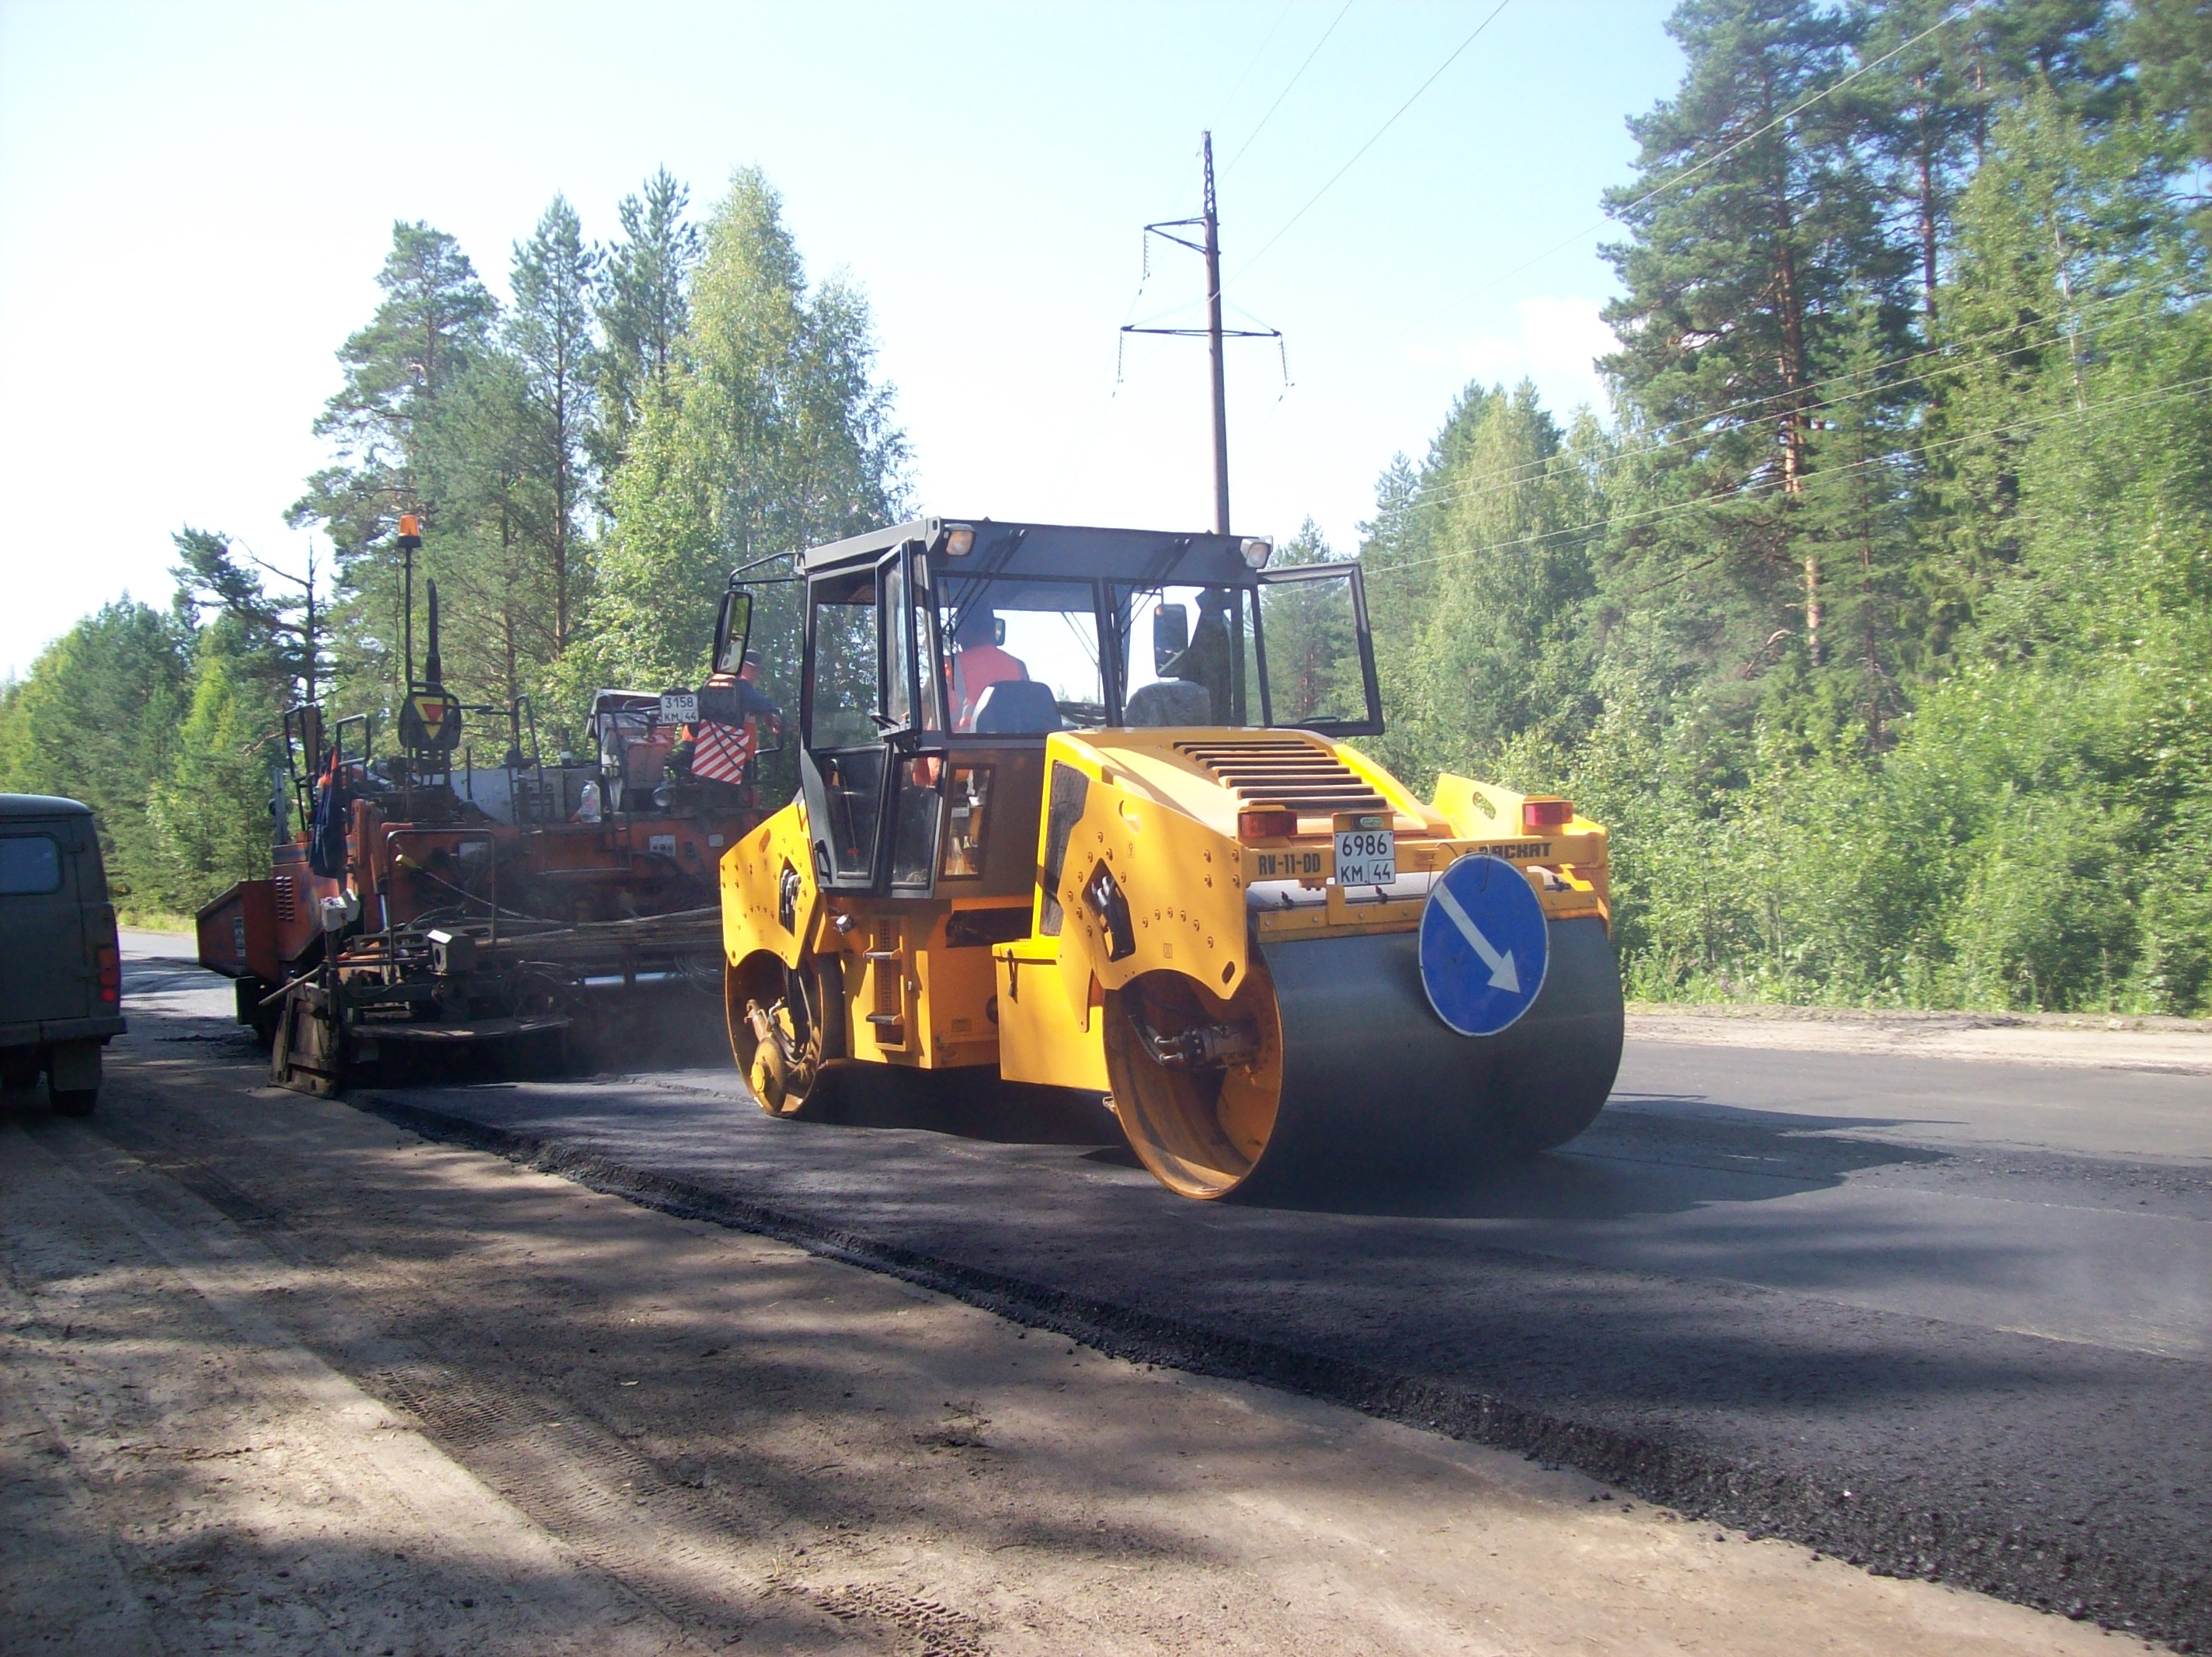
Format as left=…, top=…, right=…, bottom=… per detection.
left=1102, top=918, right=1625, bottom=1201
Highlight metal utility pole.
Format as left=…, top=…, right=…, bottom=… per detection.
left=1125, top=134, right=1281, bottom=537
left=1202, top=132, right=1230, bottom=535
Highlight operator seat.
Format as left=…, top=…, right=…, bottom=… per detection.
left=972, top=679, right=1063, bottom=735
left=1125, top=679, right=1213, bottom=727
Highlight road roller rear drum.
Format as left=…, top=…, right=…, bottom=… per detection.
left=727, top=952, right=844, bottom=1118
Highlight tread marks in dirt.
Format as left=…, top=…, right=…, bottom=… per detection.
left=349, top=1086, right=2212, bottom=1655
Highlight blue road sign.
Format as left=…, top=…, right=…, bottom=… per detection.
left=1418, top=853, right=1550, bottom=1037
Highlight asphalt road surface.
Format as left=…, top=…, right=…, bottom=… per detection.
left=103, top=939, right=2212, bottom=1648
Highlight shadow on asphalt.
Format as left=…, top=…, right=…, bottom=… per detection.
left=365, top=1055, right=1964, bottom=1225
left=1063, top=1096, right=1960, bottom=1223
left=801, top=1068, right=1124, bottom=1147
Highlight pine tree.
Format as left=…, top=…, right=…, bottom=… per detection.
left=168, top=528, right=329, bottom=707
left=1601, top=0, right=1910, bottom=679
left=418, top=347, right=554, bottom=710
left=1920, top=83, right=2179, bottom=596
left=290, top=223, right=496, bottom=720
left=292, top=222, right=497, bottom=550
left=1852, top=0, right=1988, bottom=321
left=594, top=169, right=701, bottom=485
left=1356, top=384, right=1602, bottom=787
left=1252, top=520, right=1357, bottom=728
left=506, top=195, right=603, bottom=655
left=2130, top=0, right=2212, bottom=240
left=1791, top=290, right=1918, bottom=749
left=574, top=168, right=906, bottom=708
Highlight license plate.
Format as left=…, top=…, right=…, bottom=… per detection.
left=1333, top=815, right=1396, bottom=887
left=659, top=692, right=699, bottom=724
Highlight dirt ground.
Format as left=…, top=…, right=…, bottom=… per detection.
left=0, top=1023, right=2139, bottom=1657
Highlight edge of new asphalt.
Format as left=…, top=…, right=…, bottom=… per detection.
left=351, top=1081, right=2206, bottom=1652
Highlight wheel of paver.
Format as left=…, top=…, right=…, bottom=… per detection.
left=269, top=985, right=341, bottom=1097
left=726, top=952, right=845, bottom=1117
left=1102, top=917, right=1626, bottom=1201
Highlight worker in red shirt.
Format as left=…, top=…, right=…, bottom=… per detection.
left=948, top=606, right=1028, bottom=731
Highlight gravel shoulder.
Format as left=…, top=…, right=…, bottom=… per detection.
left=0, top=1025, right=2125, bottom=1655
left=1626, top=1003, right=2212, bottom=1074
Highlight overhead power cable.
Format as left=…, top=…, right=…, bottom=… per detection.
left=1362, top=367, right=2212, bottom=583
left=1226, top=0, right=1513, bottom=286
left=1220, top=0, right=1300, bottom=116
left=1462, top=2, right=1982, bottom=304
left=1224, top=0, right=1358, bottom=174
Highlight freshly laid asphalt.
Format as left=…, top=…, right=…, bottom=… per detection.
left=118, top=941, right=2212, bottom=1648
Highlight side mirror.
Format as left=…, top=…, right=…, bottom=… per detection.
left=1153, top=603, right=1190, bottom=675
left=713, top=589, right=754, bottom=676
left=993, top=617, right=1007, bottom=647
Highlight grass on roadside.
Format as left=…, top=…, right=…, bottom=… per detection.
left=117, top=908, right=198, bottom=936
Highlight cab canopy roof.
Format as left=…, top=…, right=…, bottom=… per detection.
left=794, top=518, right=1262, bottom=589
left=0, top=794, right=92, bottom=819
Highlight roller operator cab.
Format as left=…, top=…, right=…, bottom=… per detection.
left=718, top=519, right=1624, bottom=1200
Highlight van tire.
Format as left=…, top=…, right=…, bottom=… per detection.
left=50, top=1087, right=96, bottom=1117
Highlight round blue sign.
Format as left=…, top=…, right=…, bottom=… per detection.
left=1418, top=853, right=1550, bottom=1037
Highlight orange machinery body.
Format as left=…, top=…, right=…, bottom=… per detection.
left=198, top=802, right=748, bottom=985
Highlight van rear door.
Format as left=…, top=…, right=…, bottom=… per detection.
left=0, top=818, right=91, bottom=1026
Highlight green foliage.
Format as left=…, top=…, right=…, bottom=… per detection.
left=505, top=194, right=602, bottom=655
left=1254, top=520, right=1362, bottom=725
left=1363, top=384, right=1603, bottom=789
left=169, top=526, right=328, bottom=705
left=290, top=221, right=501, bottom=728
left=2127, top=0, right=2212, bottom=240
left=594, top=168, right=701, bottom=486
left=570, top=168, right=907, bottom=714
left=0, top=600, right=194, bottom=895
left=144, top=629, right=281, bottom=911
left=12, top=2, right=2203, bottom=1013
left=1362, top=0, right=2211, bottom=1014
left=12, top=162, right=903, bottom=908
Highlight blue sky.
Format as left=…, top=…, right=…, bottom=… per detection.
left=0, top=0, right=1682, bottom=678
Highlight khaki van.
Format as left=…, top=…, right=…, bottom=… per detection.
left=0, top=794, right=125, bottom=1113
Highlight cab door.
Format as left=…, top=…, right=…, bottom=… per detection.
left=882, top=544, right=948, bottom=893
left=798, top=542, right=931, bottom=892
left=1254, top=561, right=1385, bottom=736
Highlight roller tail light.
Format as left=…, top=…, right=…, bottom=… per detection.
left=1237, top=807, right=1300, bottom=843
left=96, top=939, right=120, bottom=1006
left=1522, top=797, right=1574, bottom=833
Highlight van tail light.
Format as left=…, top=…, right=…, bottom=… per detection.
left=1522, top=797, right=1574, bottom=832
left=96, top=941, right=120, bottom=1006
left=1237, top=807, right=1299, bottom=844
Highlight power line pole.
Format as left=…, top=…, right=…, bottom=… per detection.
left=1202, top=132, right=1230, bottom=536
left=1124, top=134, right=1282, bottom=537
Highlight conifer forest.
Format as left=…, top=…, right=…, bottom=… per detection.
left=5, top=0, right=2208, bottom=1015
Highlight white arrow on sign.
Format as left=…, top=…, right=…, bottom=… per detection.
left=1433, top=881, right=1521, bottom=993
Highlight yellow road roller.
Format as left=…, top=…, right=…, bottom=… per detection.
left=716, top=518, right=1622, bottom=1200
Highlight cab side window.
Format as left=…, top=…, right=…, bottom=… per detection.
left=809, top=590, right=881, bottom=750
